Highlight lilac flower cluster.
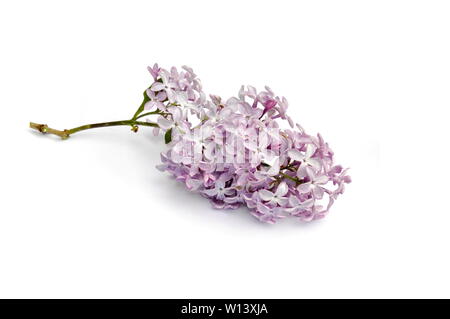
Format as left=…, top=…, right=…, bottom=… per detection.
left=147, top=64, right=350, bottom=223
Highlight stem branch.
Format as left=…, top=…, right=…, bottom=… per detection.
left=279, top=172, right=303, bottom=185
left=135, top=110, right=167, bottom=120
left=29, top=120, right=158, bottom=139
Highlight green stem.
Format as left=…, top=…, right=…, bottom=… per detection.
left=279, top=172, right=303, bottom=185
left=280, top=164, right=297, bottom=171
left=29, top=120, right=158, bottom=139
left=135, top=110, right=166, bottom=120
left=131, top=89, right=151, bottom=120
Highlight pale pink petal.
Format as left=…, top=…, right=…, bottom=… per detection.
left=166, top=90, right=176, bottom=103
left=256, top=202, right=272, bottom=215
left=277, top=197, right=288, bottom=206
left=307, top=158, right=321, bottom=170
left=300, top=198, right=314, bottom=208
left=266, top=157, right=280, bottom=176
left=258, top=189, right=274, bottom=201
left=159, top=70, right=169, bottom=84
left=157, top=117, right=173, bottom=130
left=203, top=188, right=217, bottom=197
left=168, top=81, right=178, bottom=89
left=151, top=82, right=165, bottom=91
left=313, top=186, right=325, bottom=199
left=156, top=91, right=167, bottom=101
left=289, top=195, right=300, bottom=207
left=305, top=167, right=316, bottom=180
left=314, top=175, right=329, bottom=185
left=144, top=101, right=156, bottom=110
left=176, top=92, right=188, bottom=105
left=155, top=101, right=165, bottom=110
left=224, top=188, right=235, bottom=196
left=296, top=165, right=308, bottom=178
left=275, top=182, right=288, bottom=197
left=288, top=149, right=305, bottom=162
left=305, top=144, right=316, bottom=158
left=146, top=89, right=156, bottom=99
left=204, top=143, right=216, bottom=161
left=258, top=132, right=270, bottom=149
left=236, top=173, right=248, bottom=186
left=186, top=178, right=202, bottom=190
left=170, top=106, right=183, bottom=122
left=286, top=115, right=294, bottom=128
left=297, top=183, right=312, bottom=194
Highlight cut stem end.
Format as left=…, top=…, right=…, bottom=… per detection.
left=29, top=122, right=70, bottom=139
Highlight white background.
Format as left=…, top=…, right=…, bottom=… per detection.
left=0, top=0, right=449, bottom=298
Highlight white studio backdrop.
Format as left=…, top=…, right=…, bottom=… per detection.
left=0, top=0, right=449, bottom=298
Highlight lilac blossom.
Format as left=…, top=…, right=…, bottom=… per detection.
left=144, top=89, right=166, bottom=110
left=288, top=144, right=321, bottom=177
left=157, top=106, right=189, bottom=134
left=147, top=63, right=160, bottom=81
left=145, top=64, right=350, bottom=223
left=258, top=182, right=289, bottom=206
left=297, top=167, right=329, bottom=199
left=150, top=70, right=178, bottom=103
